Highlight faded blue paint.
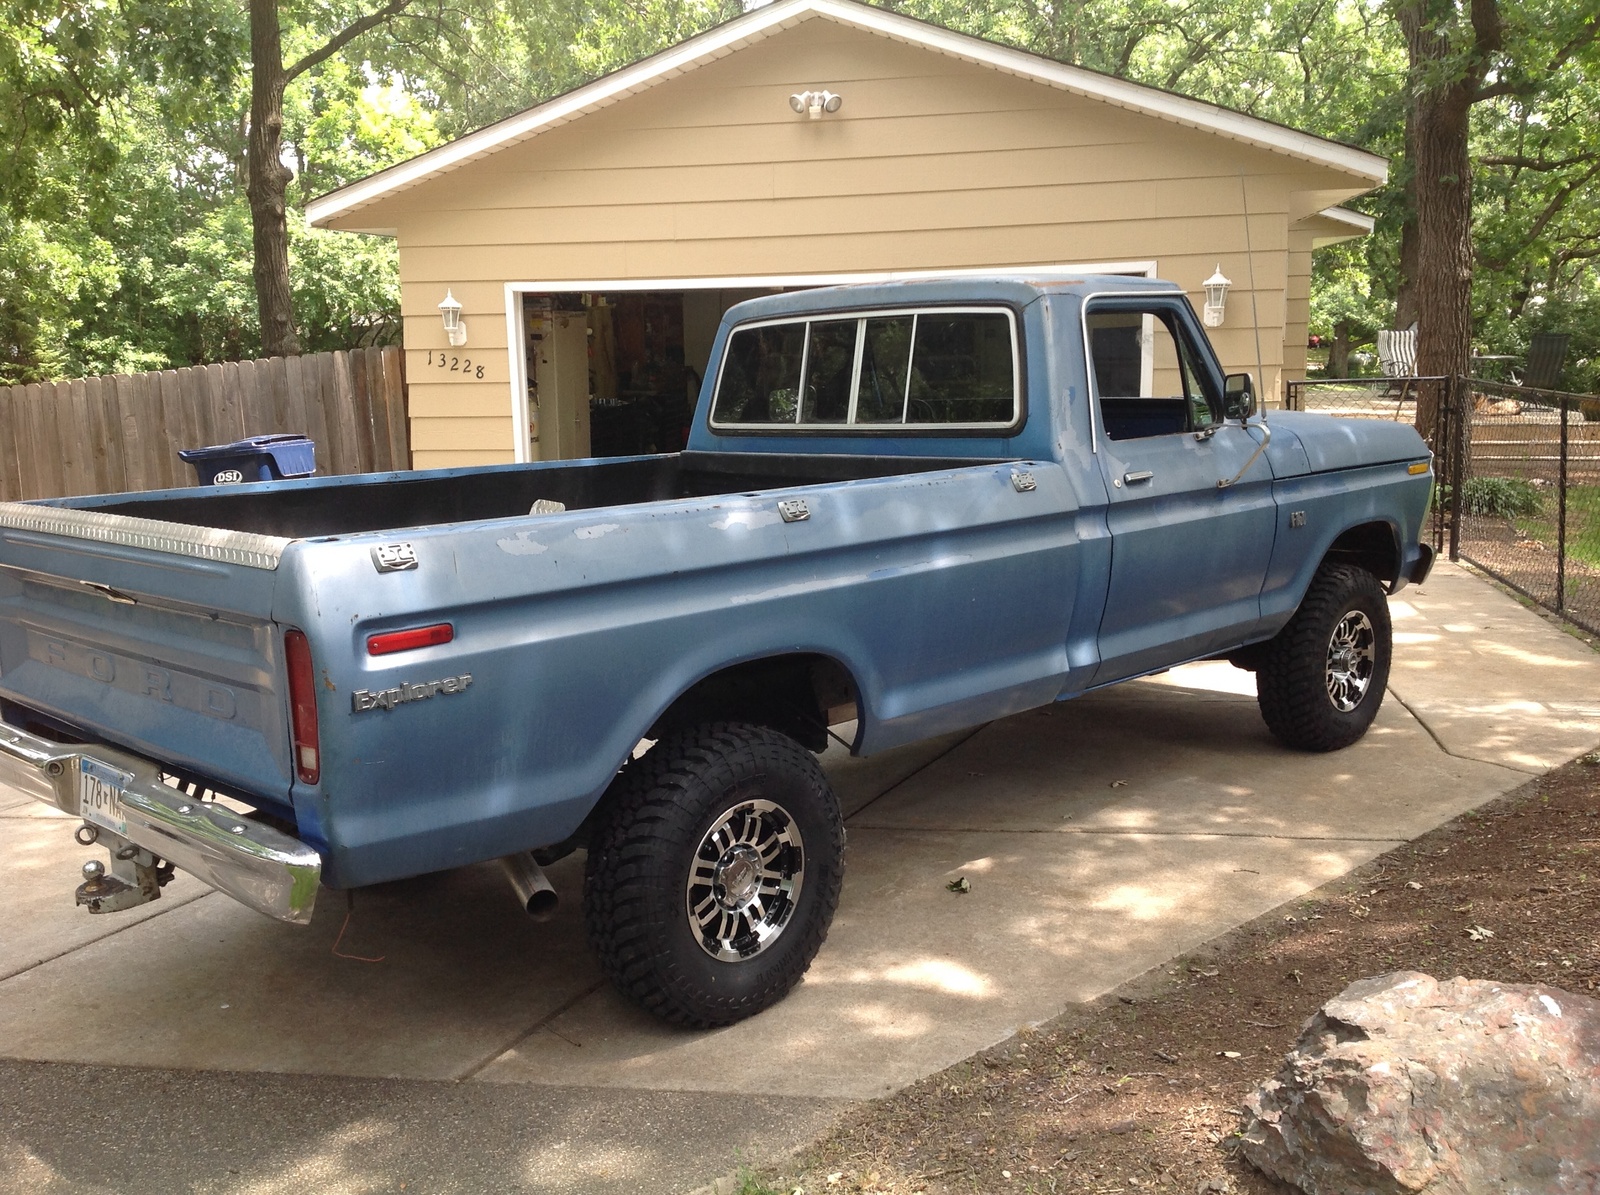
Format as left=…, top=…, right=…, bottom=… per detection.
left=0, top=276, right=1433, bottom=890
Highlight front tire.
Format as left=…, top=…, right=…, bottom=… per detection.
left=583, top=722, right=845, bottom=1027
left=1256, top=563, right=1392, bottom=752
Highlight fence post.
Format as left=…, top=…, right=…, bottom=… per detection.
left=1558, top=395, right=1569, bottom=614
left=1440, top=379, right=1452, bottom=556
left=1448, top=374, right=1465, bottom=562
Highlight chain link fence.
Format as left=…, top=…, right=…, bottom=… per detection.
left=1453, top=379, right=1600, bottom=635
left=1284, top=374, right=1600, bottom=636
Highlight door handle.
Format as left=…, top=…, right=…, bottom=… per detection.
left=1123, top=470, right=1154, bottom=485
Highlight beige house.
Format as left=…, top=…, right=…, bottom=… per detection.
left=307, top=0, right=1384, bottom=470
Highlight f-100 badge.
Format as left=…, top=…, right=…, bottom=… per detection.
left=352, top=674, right=473, bottom=712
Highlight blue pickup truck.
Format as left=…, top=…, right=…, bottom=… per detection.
left=0, top=276, right=1433, bottom=1026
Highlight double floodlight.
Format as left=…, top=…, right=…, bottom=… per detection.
left=789, top=90, right=843, bottom=119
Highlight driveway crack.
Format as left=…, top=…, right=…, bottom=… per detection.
left=0, top=889, right=215, bottom=985
left=1387, top=685, right=1546, bottom=777
left=453, top=979, right=607, bottom=1082
left=843, top=724, right=987, bottom=825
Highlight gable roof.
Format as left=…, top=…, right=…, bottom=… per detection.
left=306, top=0, right=1387, bottom=230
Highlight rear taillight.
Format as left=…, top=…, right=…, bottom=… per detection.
left=284, top=629, right=320, bottom=785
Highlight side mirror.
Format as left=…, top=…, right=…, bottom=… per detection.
left=1224, top=373, right=1256, bottom=421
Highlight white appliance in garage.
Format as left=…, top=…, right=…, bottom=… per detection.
left=526, top=301, right=591, bottom=460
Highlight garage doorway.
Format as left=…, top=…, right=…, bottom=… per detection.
left=518, top=287, right=776, bottom=461
left=506, top=264, right=1157, bottom=463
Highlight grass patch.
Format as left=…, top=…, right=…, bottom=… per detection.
left=733, top=1167, right=792, bottom=1195
left=1517, top=483, right=1600, bottom=568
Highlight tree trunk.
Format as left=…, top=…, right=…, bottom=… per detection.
left=247, top=0, right=300, bottom=358
left=1394, top=107, right=1421, bottom=331
left=1398, top=0, right=1485, bottom=442
left=1330, top=319, right=1351, bottom=377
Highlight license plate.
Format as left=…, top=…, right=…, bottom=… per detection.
left=78, top=758, right=134, bottom=837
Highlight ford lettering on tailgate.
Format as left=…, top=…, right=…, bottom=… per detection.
left=33, top=634, right=243, bottom=722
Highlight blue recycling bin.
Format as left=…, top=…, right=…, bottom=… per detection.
left=179, top=434, right=316, bottom=485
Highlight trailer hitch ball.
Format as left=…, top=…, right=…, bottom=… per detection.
left=75, top=840, right=164, bottom=914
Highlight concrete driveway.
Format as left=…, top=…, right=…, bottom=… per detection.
left=2, top=562, right=1598, bottom=1193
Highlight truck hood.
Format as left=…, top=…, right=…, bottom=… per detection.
left=1261, top=411, right=1430, bottom=479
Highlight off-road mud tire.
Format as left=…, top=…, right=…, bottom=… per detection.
left=1257, top=563, right=1392, bottom=752
left=583, top=722, right=845, bottom=1027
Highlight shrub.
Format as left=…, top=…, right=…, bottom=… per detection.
left=1460, top=476, right=1542, bottom=518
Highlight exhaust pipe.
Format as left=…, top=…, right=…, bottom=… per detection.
left=501, top=852, right=559, bottom=920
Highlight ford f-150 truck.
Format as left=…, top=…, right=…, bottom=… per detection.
left=0, top=276, right=1434, bottom=1026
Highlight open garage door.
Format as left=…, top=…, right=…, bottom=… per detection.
left=508, top=264, right=1156, bottom=462
left=519, top=288, right=777, bottom=461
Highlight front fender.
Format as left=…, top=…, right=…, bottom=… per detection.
left=1259, top=461, right=1432, bottom=632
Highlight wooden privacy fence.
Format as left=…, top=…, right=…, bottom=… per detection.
left=0, top=346, right=410, bottom=502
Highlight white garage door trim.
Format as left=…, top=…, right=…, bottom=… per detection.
left=502, top=261, right=1157, bottom=462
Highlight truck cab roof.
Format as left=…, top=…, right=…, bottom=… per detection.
left=721, top=273, right=1185, bottom=323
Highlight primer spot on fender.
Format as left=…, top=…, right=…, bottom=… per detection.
left=574, top=523, right=620, bottom=540
left=710, top=510, right=782, bottom=531
left=496, top=532, right=548, bottom=555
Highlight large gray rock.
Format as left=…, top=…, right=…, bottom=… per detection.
left=1240, top=971, right=1600, bottom=1194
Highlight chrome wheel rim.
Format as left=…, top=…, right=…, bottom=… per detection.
left=1326, top=610, right=1376, bottom=713
left=686, top=798, right=805, bottom=962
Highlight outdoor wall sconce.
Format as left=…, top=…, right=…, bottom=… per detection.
left=789, top=90, right=842, bottom=119
left=439, top=290, right=467, bottom=347
left=1202, top=266, right=1232, bottom=328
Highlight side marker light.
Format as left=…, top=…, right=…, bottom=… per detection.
left=367, top=623, right=455, bottom=656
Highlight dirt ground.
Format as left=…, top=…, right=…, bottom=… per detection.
left=749, top=747, right=1600, bottom=1195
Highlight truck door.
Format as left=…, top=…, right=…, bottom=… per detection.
left=1086, top=295, right=1276, bottom=684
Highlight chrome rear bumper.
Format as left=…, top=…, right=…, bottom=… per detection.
left=0, top=722, right=320, bottom=923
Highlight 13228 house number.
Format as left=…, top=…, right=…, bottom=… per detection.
left=425, top=350, right=484, bottom=379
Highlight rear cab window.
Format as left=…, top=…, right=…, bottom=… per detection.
left=710, top=308, right=1021, bottom=433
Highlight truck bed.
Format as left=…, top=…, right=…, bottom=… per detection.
left=71, top=452, right=993, bottom=538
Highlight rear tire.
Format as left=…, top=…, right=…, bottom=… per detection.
left=1256, top=563, right=1391, bottom=752
left=583, top=722, right=845, bottom=1027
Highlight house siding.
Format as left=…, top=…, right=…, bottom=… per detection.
left=335, top=16, right=1370, bottom=463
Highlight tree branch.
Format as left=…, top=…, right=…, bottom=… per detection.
left=1478, top=158, right=1600, bottom=270
left=1470, top=0, right=1503, bottom=58
left=1479, top=150, right=1600, bottom=171
left=1472, top=10, right=1600, bottom=101
left=1471, top=77, right=1522, bottom=102
left=285, top=0, right=416, bottom=83
left=1545, top=12, right=1600, bottom=75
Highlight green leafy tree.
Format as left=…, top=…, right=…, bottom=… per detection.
left=1391, top=0, right=1600, bottom=432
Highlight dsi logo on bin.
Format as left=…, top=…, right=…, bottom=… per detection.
left=214, top=469, right=245, bottom=484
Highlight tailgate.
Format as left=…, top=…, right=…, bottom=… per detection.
left=0, top=504, right=294, bottom=803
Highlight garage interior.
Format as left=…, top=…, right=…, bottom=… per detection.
left=523, top=288, right=782, bottom=461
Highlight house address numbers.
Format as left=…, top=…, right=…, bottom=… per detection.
left=424, top=349, right=485, bottom=379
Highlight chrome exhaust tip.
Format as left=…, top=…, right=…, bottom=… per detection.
left=500, top=852, right=558, bottom=920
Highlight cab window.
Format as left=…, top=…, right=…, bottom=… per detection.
left=1087, top=306, right=1221, bottom=440
left=711, top=308, right=1019, bottom=430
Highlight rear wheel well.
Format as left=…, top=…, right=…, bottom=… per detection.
left=1322, top=521, right=1400, bottom=587
left=649, top=654, right=859, bottom=754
